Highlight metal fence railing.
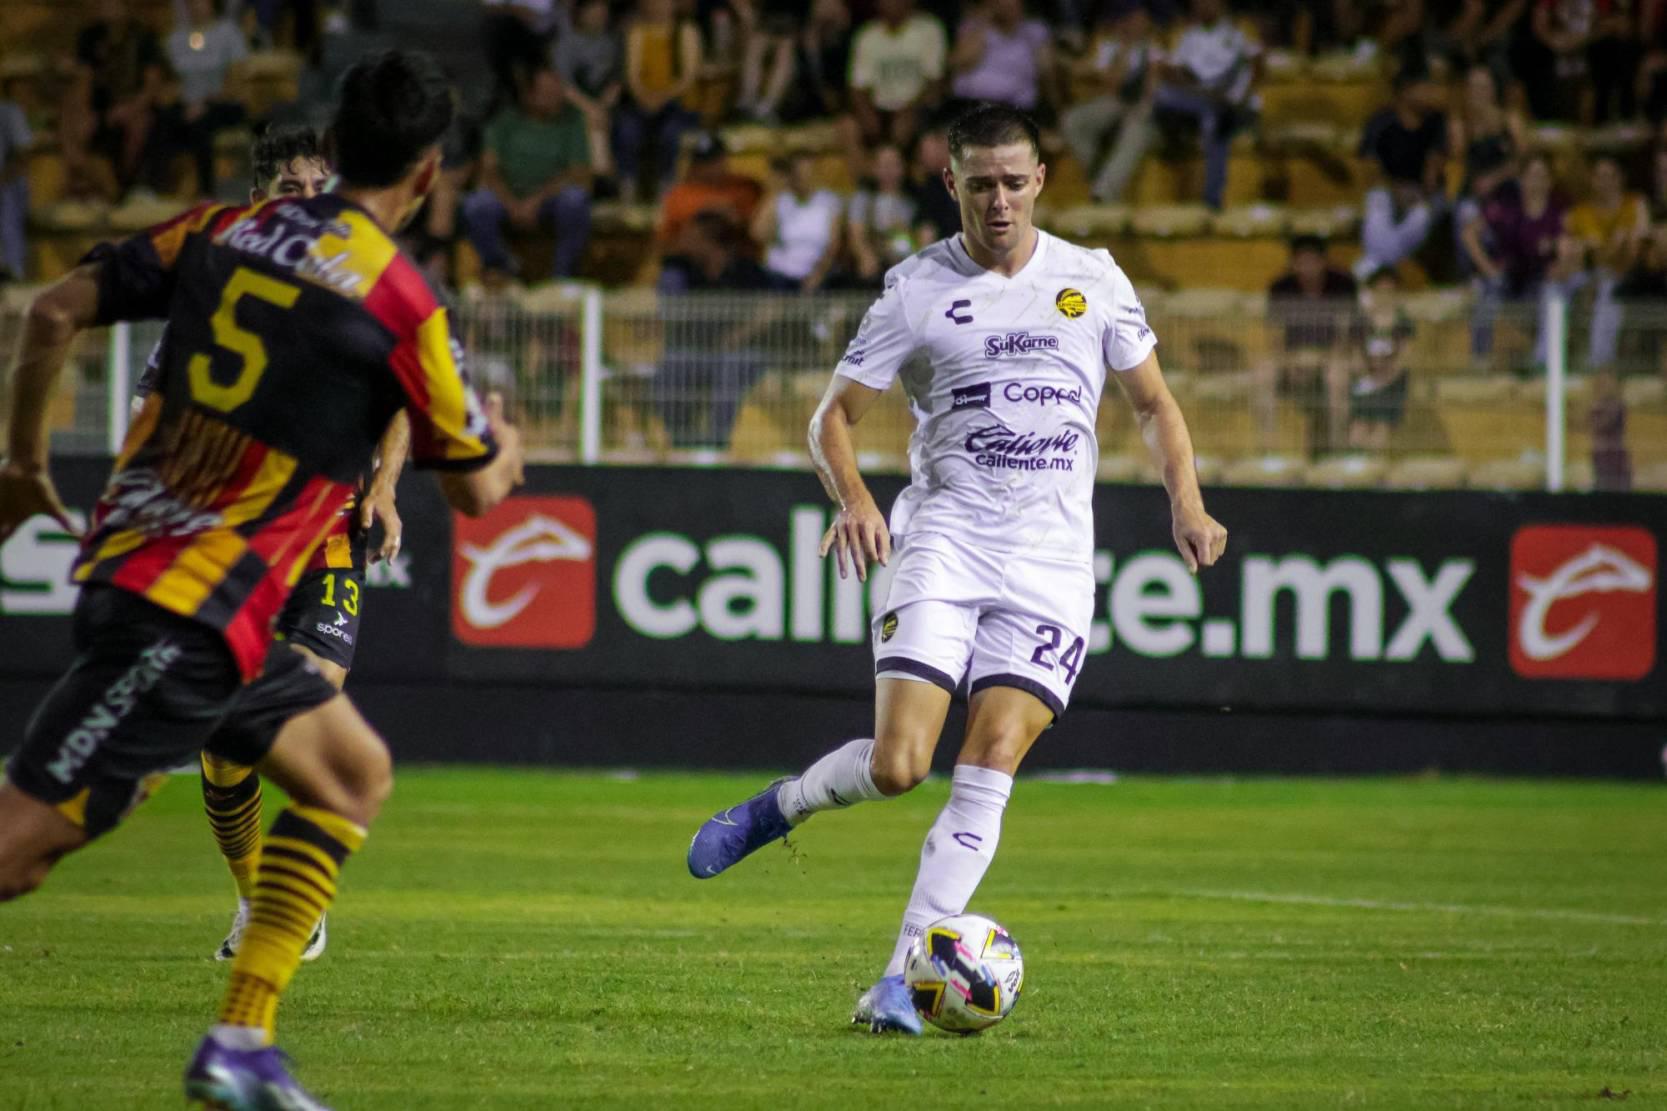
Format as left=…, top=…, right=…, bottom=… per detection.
left=9, top=288, right=1664, bottom=493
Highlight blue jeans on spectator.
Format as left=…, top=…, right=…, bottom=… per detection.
left=1153, top=87, right=1253, bottom=209
left=460, top=186, right=593, bottom=280
left=1471, top=273, right=1583, bottom=366
left=1358, top=187, right=1439, bottom=279
left=0, top=176, right=27, bottom=279
left=614, top=101, right=696, bottom=194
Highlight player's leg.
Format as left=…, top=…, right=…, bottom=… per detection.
left=686, top=585, right=975, bottom=878
left=1, top=587, right=238, bottom=901
left=185, top=649, right=388, bottom=1108
left=860, top=563, right=1092, bottom=1034
left=200, top=570, right=357, bottom=961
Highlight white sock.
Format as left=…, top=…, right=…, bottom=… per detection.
left=884, top=764, right=1013, bottom=977
left=208, top=1024, right=268, bottom=1050
left=776, top=738, right=883, bottom=826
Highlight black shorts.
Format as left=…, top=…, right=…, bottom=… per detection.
left=273, top=566, right=363, bottom=671
left=1350, top=372, right=1409, bottom=427
left=6, top=587, right=336, bottom=838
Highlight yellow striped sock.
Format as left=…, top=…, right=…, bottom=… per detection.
left=200, top=753, right=263, bottom=901
left=218, top=804, right=366, bottom=1039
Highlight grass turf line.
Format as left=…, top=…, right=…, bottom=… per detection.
left=1, top=770, right=1663, bottom=1109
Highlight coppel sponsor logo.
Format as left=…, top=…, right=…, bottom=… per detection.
left=609, top=507, right=1477, bottom=666
left=983, top=332, right=1060, bottom=358
left=1001, top=382, right=1083, bottom=406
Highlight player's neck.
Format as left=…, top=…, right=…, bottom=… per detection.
left=961, top=226, right=1039, bottom=278
left=336, top=186, right=420, bottom=237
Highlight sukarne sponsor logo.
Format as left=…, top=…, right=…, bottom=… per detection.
left=983, top=332, right=1059, bottom=358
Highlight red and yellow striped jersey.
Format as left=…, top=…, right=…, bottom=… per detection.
left=75, top=195, right=496, bottom=678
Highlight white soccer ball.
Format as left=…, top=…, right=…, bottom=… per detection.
left=902, top=912, right=1025, bottom=1034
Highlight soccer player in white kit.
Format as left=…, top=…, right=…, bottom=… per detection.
left=686, top=103, right=1228, bottom=1033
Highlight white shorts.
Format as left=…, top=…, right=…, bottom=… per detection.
left=870, top=533, right=1096, bottom=717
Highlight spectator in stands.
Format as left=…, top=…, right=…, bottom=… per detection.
left=1589, top=365, right=1632, bottom=488
left=461, top=65, right=594, bottom=284
left=752, top=152, right=845, bottom=292
left=1422, top=0, right=1528, bottom=76
left=656, top=131, right=764, bottom=249
left=617, top=0, right=703, bottom=200
left=554, top=0, right=624, bottom=188
left=912, top=126, right=962, bottom=244
left=0, top=88, right=30, bottom=281
left=1528, top=0, right=1640, bottom=122
left=655, top=210, right=775, bottom=447
left=848, top=143, right=921, bottom=285
left=1355, top=65, right=1448, bottom=281
left=1649, top=141, right=1667, bottom=220
left=1567, top=154, right=1650, bottom=366
left=1642, top=2, right=1667, bottom=123
left=61, top=0, right=168, bottom=198
left=1257, top=234, right=1357, bottom=453
left=1450, top=65, right=1524, bottom=276
left=1348, top=267, right=1415, bottom=452
left=1154, top=0, right=1262, bottom=211
left=1062, top=1, right=1162, bottom=204
left=1462, top=151, right=1580, bottom=365
left=733, top=0, right=800, bottom=123
left=150, top=0, right=250, bottom=198
left=949, top=0, right=1060, bottom=115
left=482, top=0, right=563, bottom=113
left=839, top=0, right=948, bottom=172
left=739, top=0, right=854, bottom=125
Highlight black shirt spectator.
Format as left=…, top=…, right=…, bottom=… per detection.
left=1360, top=101, right=1448, bottom=188
left=1269, top=267, right=1358, bottom=350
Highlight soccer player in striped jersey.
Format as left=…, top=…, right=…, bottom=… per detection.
left=129, top=124, right=411, bottom=965
left=0, top=51, right=524, bottom=1108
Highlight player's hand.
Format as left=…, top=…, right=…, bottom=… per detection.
left=0, top=460, right=80, bottom=545
left=485, top=392, right=526, bottom=488
left=819, top=499, right=890, bottom=582
left=1172, top=505, right=1227, bottom=575
left=359, top=487, right=403, bottom=565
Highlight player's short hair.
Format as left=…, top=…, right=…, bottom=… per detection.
left=1289, top=233, right=1328, bottom=256
left=250, top=124, right=324, bottom=191
left=330, top=50, right=455, bottom=188
left=946, top=102, right=1041, bottom=165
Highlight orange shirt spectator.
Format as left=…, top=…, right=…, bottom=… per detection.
left=657, top=133, right=764, bottom=249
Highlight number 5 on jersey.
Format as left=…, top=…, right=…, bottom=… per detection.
left=189, top=267, right=300, bottom=411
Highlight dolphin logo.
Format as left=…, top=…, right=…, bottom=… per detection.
left=1515, top=542, right=1653, bottom=662
left=457, top=513, right=594, bottom=630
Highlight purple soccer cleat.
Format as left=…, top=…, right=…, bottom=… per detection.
left=686, top=778, right=793, bottom=878
left=184, top=1034, right=332, bottom=1110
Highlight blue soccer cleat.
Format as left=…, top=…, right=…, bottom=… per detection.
left=184, top=1034, right=332, bottom=1110
left=687, top=778, right=793, bottom=879
left=851, top=974, right=924, bottom=1035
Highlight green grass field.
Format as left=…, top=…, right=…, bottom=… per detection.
left=2, top=769, right=1665, bottom=1109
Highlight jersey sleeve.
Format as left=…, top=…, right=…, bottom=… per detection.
left=836, top=270, right=919, bottom=391
left=81, top=203, right=231, bottom=325
left=1100, top=262, right=1156, bottom=372
left=389, top=306, right=500, bottom=471
left=133, top=327, right=166, bottom=399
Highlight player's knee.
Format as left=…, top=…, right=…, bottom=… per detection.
left=346, top=736, right=394, bottom=822
left=0, top=855, right=52, bottom=903
left=962, top=720, right=1034, bottom=777
left=870, top=746, right=931, bottom=797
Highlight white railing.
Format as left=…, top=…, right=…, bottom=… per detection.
left=16, top=289, right=1662, bottom=492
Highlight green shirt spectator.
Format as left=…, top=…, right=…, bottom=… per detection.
left=485, top=100, right=591, bottom=198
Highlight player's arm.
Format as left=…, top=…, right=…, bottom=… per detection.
left=360, top=411, right=410, bottom=564
left=809, top=374, right=890, bottom=581
left=1114, top=350, right=1227, bottom=574
left=434, top=394, right=523, bottom=517
left=0, top=263, right=102, bottom=540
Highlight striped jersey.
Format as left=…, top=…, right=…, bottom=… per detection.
left=76, top=194, right=497, bottom=678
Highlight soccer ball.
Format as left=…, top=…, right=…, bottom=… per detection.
left=902, top=913, right=1024, bottom=1034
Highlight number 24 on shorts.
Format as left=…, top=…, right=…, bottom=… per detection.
left=1030, top=624, right=1084, bottom=682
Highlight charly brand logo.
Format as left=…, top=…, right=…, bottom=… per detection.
left=1055, top=288, right=1087, bottom=318
left=951, top=384, right=991, bottom=410
left=945, top=299, right=974, bottom=325
left=983, top=332, right=1060, bottom=358
left=1509, top=525, right=1656, bottom=680
left=452, top=496, right=597, bottom=648
left=964, top=420, right=1080, bottom=471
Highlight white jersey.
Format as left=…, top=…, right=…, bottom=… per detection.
left=837, top=230, right=1156, bottom=564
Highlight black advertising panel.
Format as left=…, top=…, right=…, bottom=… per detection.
left=3, top=461, right=1662, bottom=721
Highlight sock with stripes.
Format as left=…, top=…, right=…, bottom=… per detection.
left=214, top=804, right=365, bottom=1044
left=200, top=753, right=263, bottom=901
